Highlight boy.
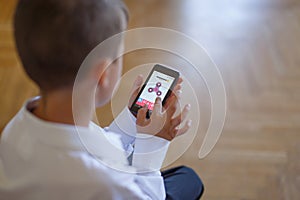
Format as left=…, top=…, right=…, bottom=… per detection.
left=0, top=0, right=204, bottom=199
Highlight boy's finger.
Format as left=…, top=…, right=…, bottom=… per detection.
left=177, top=77, right=183, bottom=85
left=131, top=75, right=143, bottom=92
left=171, top=104, right=191, bottom=128
left=169, top=77, right=183, bottom=98
left=174, top=119, right=192, bottom=137
left=173, top=83, right=182, bottom=92
left=136, top=106, right=147, bottom=126
left=153, top=97, right=162, bottom=115
left=163, top=78, right=182, bottom=109
left=165, top=96, right=177, bottom=119
left=165, top=89, right=181, bottom=108
left=168, top=78, right=182, bottom=98
left=128, top=75, right=143, bottom=107
left=165, top=85, right=180, bottom=106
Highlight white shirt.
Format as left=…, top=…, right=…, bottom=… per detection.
left=0, top=97, right=170, bottom=200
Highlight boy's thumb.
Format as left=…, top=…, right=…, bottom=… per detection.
left=131, top=74, right=143, bottom=92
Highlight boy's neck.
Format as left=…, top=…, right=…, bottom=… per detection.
left=32, top=90, right=92, bottom=127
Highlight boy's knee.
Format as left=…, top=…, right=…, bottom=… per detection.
left=178, top=165, right=199, bottom=177
left=179, top=166, right=204, bottom=198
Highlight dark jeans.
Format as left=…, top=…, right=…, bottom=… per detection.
left=162, top=166, right=204, bottom=200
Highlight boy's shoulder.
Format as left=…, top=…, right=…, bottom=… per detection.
left=0, top=101, right=117, bottom=188
left=0, top=97, right=127, bottom=173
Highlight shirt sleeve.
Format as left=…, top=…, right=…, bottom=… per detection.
left=105, top=108, right=170, bottom=172
left=105, top=108, right=137, bottom=147
left=100, top=134, right=169, bottom=200
left=103, top=110, right=169, bottom=199
left=132, top=134, right=170, bottom=172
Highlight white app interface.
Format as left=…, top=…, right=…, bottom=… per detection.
left=135, top=71, right=175, bottom=110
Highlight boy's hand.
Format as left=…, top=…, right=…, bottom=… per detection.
left=128, top=75, right=183, bottom=111
left=136, top=92, right=192, bottom=141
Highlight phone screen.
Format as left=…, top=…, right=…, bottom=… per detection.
left=130, top=64, right=179, bottom=117
left=134, top=70, right=175, bottom=111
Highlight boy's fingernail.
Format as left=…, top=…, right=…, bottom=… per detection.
left=176, top=90, right=182, bottom=95
left=186, top=104, right=191, bottom=110
left=187, top=119, right=192, bottom=126
left=134, top=75, right=143, bottom=85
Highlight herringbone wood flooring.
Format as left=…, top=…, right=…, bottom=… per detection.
left=1, top=0, right=299, bottom=199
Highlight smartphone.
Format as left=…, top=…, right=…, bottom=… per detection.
left=130, top=64, right=180, bottom=118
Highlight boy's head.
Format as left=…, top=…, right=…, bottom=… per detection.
left=14, top=0, right=128, bottom=103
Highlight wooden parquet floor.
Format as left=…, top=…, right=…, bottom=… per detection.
left=1, top=0, right=299, bottom=199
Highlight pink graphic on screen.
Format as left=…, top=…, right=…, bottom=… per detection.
left=148, top=82, right=162, bottom=96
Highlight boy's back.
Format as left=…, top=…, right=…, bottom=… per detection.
left=0, top=104, right=113, bottom=199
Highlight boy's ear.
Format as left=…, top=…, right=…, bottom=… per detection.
left=98, top=68, right=109, bottom=88
left=92, top=59, right=111, bottom=88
